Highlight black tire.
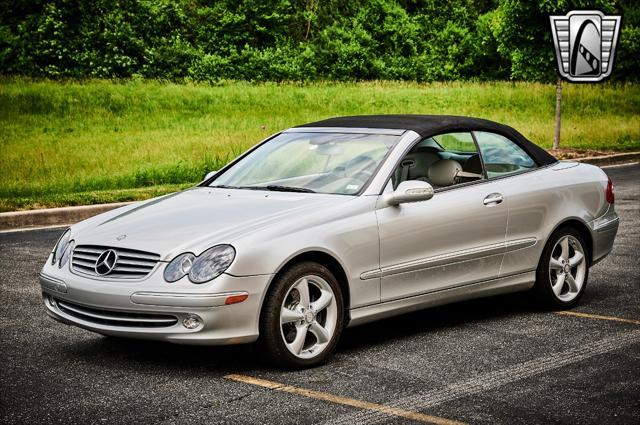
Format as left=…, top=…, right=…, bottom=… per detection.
left=534, top=226, right=590, bottom=309
left=258, top=261, right=344, bottom=369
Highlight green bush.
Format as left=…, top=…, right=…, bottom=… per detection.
left=0, top=0, right=638, bottom=82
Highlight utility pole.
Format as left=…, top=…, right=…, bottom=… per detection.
left=553, top=74, right=562, bottom=150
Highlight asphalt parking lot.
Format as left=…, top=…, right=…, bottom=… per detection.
left=1, top=163, right=638, bottom=425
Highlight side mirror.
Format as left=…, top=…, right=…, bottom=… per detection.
left=385, top=180, right=434, bottom=206
left=203, top=170, right=218, bottom=182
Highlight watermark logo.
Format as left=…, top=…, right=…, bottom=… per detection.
left=550, top=10, right=621, bottom=82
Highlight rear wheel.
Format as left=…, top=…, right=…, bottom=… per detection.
left=535, top=227, right=589, bottom=308
left=259, top=262, right=344, bottom=368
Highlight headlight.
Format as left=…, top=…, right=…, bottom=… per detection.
left=164, top=245, right=235, bottom=284
left=59, top=240, right=75, bottom=268
left=189, top=245, right=235, bottom=283
left=51, top=229, right=71, bottom=267
left=163, top=253, right=196, bottom=282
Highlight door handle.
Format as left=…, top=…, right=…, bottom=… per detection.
left=483, top=193, right=503, bottom=206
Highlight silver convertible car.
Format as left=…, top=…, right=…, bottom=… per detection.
left=40, top=115, right=619, bottom=368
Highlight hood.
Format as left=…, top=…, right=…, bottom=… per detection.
left=74, top=187, right=353, bottom=259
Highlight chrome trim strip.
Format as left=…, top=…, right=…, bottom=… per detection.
left=283, top=127, right=407, bottom=135
left=56, top=300, right=176, bottom=324
left=360, top=269, right=382, bottom=280
left=359, top=238, right=537, bottom=280
left=130, top=291, right=249, bottom=308
left=380, top=242, right=505, bottom=277
left=594, top=216, right=619, bottom=232
left=505, top=237, right=538, bottom=251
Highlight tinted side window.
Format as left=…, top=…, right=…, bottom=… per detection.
left=474, top=132, right=536, bottom=179
left=392, top=132, right=484, bottom=190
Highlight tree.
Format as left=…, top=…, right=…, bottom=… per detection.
left=0, top=0, right=637, bottom=82
left=488, top=1, right=626, bottom=149
left=553, top=75, right=562, bottom=150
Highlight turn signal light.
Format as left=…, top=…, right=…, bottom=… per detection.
left=225, top=294, right=248, bottom=305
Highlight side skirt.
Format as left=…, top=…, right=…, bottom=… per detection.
left=347, top=271, right=535, bottom=327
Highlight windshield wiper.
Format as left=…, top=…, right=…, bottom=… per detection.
left=264, top=185, right=316, bottom=193
left=211, top=184, right=315, bottom=193
left=210, top=184, right=263, bottom=190
left=210, top=184, right=237, bottom=189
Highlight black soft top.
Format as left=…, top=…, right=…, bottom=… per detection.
left=297, top=115, right=557, bottom=166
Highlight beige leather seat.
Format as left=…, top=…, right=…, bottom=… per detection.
left=427, top=159, right=463, bottom=188
left=394, top=151, right=440, bottom=186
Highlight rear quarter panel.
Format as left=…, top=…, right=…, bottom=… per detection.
left=498, top=162, right=609, bottom=277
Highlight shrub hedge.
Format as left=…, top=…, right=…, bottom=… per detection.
left=1, top=0, right=638, bottom=82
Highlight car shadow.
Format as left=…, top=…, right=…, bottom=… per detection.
left=337, top=291, right=540, bottom=353
left=65, top=333, right=258, bottom=374
left=65, top=291, right=542, bottom=373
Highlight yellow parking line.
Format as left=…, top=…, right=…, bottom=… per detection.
left=224, top=374, right=467, bottom=425
left=556, top=310, right=640, bottom=325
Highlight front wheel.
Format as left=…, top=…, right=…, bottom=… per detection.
left=535, top=227, right=589, bottom=308
left=258, top=262, right=344, bottom=368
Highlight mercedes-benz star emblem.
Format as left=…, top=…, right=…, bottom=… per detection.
left=95, top=249, right=118, bottom=276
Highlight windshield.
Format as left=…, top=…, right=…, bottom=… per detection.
left=209, top=132, right=399, bottom=195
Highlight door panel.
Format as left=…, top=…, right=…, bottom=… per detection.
left=376, top=182, right=508, bottom=301
left=473, top=131, right=551, bottom=276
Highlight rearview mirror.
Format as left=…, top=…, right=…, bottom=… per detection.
left=203, top=170, right=218, bottom=181
left=385, top=180, right=434, bottom=206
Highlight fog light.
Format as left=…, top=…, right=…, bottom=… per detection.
left=182, top=315, right=202, bottom=330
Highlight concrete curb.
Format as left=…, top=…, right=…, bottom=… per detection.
left=0, top=202, right=133, bottom=232
left=573, top=151, right=640, bottom=167
left=1, top=152, right=638, bottom=232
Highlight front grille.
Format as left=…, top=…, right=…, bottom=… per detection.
left=53, top=298, right=178, bottom=328
left=71, top=245, right=160, bottom=279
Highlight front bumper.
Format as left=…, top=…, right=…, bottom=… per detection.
left=40, top=265, right=273, bottom=346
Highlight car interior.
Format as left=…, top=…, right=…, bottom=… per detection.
left=391, top=134, right=485, bottom=190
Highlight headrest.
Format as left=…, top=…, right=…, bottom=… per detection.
left=463, top=154, right=483, bottom=174
left=403, top=151, right=441, bottom=180
left=428, top=159, right=462, bottom=187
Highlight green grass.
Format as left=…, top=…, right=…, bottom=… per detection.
left=1, top=78, right=639, bottom=211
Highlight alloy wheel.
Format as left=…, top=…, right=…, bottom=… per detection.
left=279, top=275, right=338, bottom=359
left=548, top=235, right=587, bottom=302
